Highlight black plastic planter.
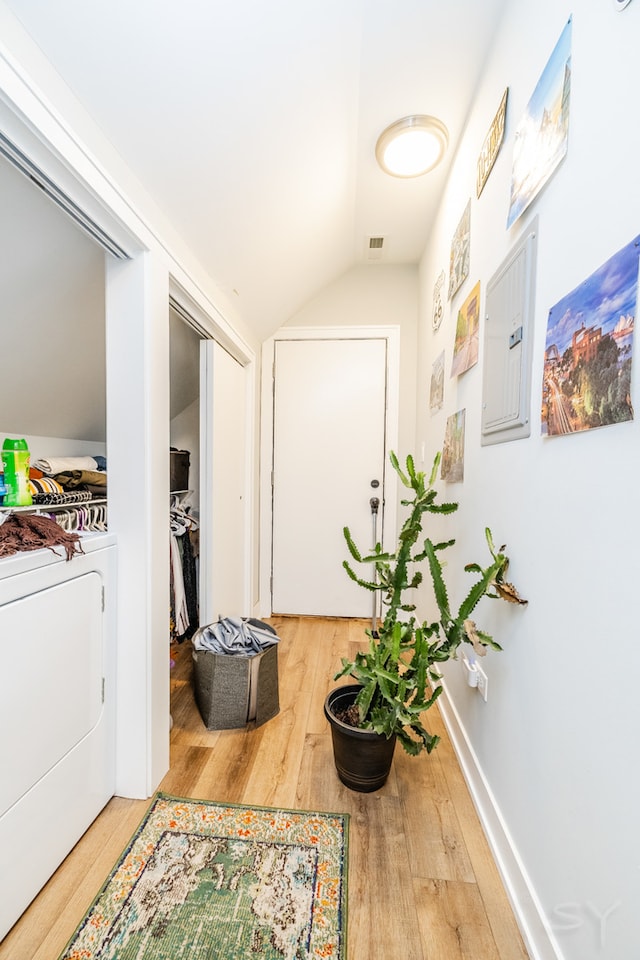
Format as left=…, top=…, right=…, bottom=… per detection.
left=324, top=684, right=396, bottom=792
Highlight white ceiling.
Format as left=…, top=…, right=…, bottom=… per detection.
left=3, top=0, right=508, bottom=342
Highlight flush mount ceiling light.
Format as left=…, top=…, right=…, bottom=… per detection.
left=375, top=115, right=449, bottom=178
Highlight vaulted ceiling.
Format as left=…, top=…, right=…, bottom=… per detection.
left=3, top=0, right=508, bottom=341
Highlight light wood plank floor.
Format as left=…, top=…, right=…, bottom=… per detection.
left=0, top=616, right=529, bottom=960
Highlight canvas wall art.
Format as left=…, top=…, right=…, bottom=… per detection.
left=477, top=88, right=508, bottom=198
left=507, top=18, right=572, bottom=229
left=432, top=270, right=445, bottom=330
left=430, top=350, right=445, bottom=413
left=451, top=281, right=480, bottom=377
left=448, top=201, right=470, bottom=299
left=441, top=409, right=466, bottom=483
left=541, top=235, right=638, bottom=436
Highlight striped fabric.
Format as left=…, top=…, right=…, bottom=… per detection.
left=28, top=477, right=64, bottom=495
left=31, top=490, right=93, bottom=506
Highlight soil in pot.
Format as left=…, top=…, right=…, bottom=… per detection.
left=333, top=702, right=360, bottom=726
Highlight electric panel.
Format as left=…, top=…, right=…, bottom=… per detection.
left=482, top=218, right=538, bottom=444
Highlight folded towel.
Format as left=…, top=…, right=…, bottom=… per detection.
left=53, top=470, right=107, bottom=489
left=33, top=456, right=98, bottom=475
left=84, top=483, right=108, bottom=496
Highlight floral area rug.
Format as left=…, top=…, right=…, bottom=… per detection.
left=59, top=793, right=349, bottom=960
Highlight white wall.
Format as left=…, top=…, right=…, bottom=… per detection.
left=170, top=310, right=201, bottom=508
left=286, top=263, right=419, bottom=461
left=0, top=434, right=106, bottom=462
left=416, top=3, right=639, bottom=959
left=171, top=399, right=199, bottom=507
left=0, top=156, right=106, bottom=443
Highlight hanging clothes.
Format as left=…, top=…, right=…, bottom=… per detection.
left=170, top=532, right=189, bottom=637
left=170, top=495, right=199, bottom=641
left=180, top=524, right=199, bottom=636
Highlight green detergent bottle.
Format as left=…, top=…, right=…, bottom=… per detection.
left=2, top=438, right=32, bottom=506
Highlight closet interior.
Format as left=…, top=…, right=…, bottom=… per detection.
left=0, top=152, right=108, bottom=520
left=169, top=308, right=202, bottom=643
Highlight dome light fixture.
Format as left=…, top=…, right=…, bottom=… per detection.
left=375, top=115, right=449, bottom=178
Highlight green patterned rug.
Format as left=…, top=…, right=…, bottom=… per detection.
left=59, top=793, right=349, bottom=960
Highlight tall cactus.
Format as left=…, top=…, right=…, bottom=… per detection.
left=337, top=451, right=527, bottom=755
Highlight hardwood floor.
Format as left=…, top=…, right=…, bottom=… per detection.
left=0, top=616, right=529, bottom=959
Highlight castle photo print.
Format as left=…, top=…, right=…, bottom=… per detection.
left=542, top=236, right=638, bottom=436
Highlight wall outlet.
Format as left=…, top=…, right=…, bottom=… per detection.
left=475, top=663, right=488, bottom=702
left=461, top=653, right=478, bottom=686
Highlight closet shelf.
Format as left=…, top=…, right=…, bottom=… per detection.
left=0, top=498, right=107, bottom=514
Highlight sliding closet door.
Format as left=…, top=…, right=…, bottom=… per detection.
left=199, top=341, right=247, bottom=623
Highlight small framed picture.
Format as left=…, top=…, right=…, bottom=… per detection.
left=432, top=270, right=445, bottom=330
left=441, top=410, right=466, bottom=483
left=448, top=201, right=470, bottom=300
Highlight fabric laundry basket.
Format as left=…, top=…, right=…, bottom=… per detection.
left=191, top=617, right=280, bottom=730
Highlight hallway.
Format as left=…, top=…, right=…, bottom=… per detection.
left=0, top=616, right=528, bottom=960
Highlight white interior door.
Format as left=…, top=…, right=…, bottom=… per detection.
left=272, top=337, right=387, bottom=616
left=200, top=340, right=247, bottom=621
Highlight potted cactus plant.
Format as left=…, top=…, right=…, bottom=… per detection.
left=324, top=450, right=527, bottom=792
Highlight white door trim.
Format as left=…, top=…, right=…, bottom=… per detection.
left=199, top=340, right=215, bottom=625
left=259, top=325, right=400, bottom=618
left=199, top=339, right=253, bottom=623
left=169, top=280, right=256, bottom=621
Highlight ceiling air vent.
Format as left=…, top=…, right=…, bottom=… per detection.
left=366, top=236, right=385, bottom=261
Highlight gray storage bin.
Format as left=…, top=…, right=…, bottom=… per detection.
left=192, top=638, right=279, bottom=730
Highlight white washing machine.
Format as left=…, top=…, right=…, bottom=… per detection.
left=0, top=535, right=116, bottom=940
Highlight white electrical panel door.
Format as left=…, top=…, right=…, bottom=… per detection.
left=482, top=219, right=538, bottom=444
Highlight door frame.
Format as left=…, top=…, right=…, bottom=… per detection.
left=259, top=325, right=400, bottom=618
left=199, top=339, right=252, bottom=623
left=170, top=285, right=255, bottom=626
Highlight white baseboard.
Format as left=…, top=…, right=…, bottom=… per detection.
left=437, top=683, right=565, bottom=960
